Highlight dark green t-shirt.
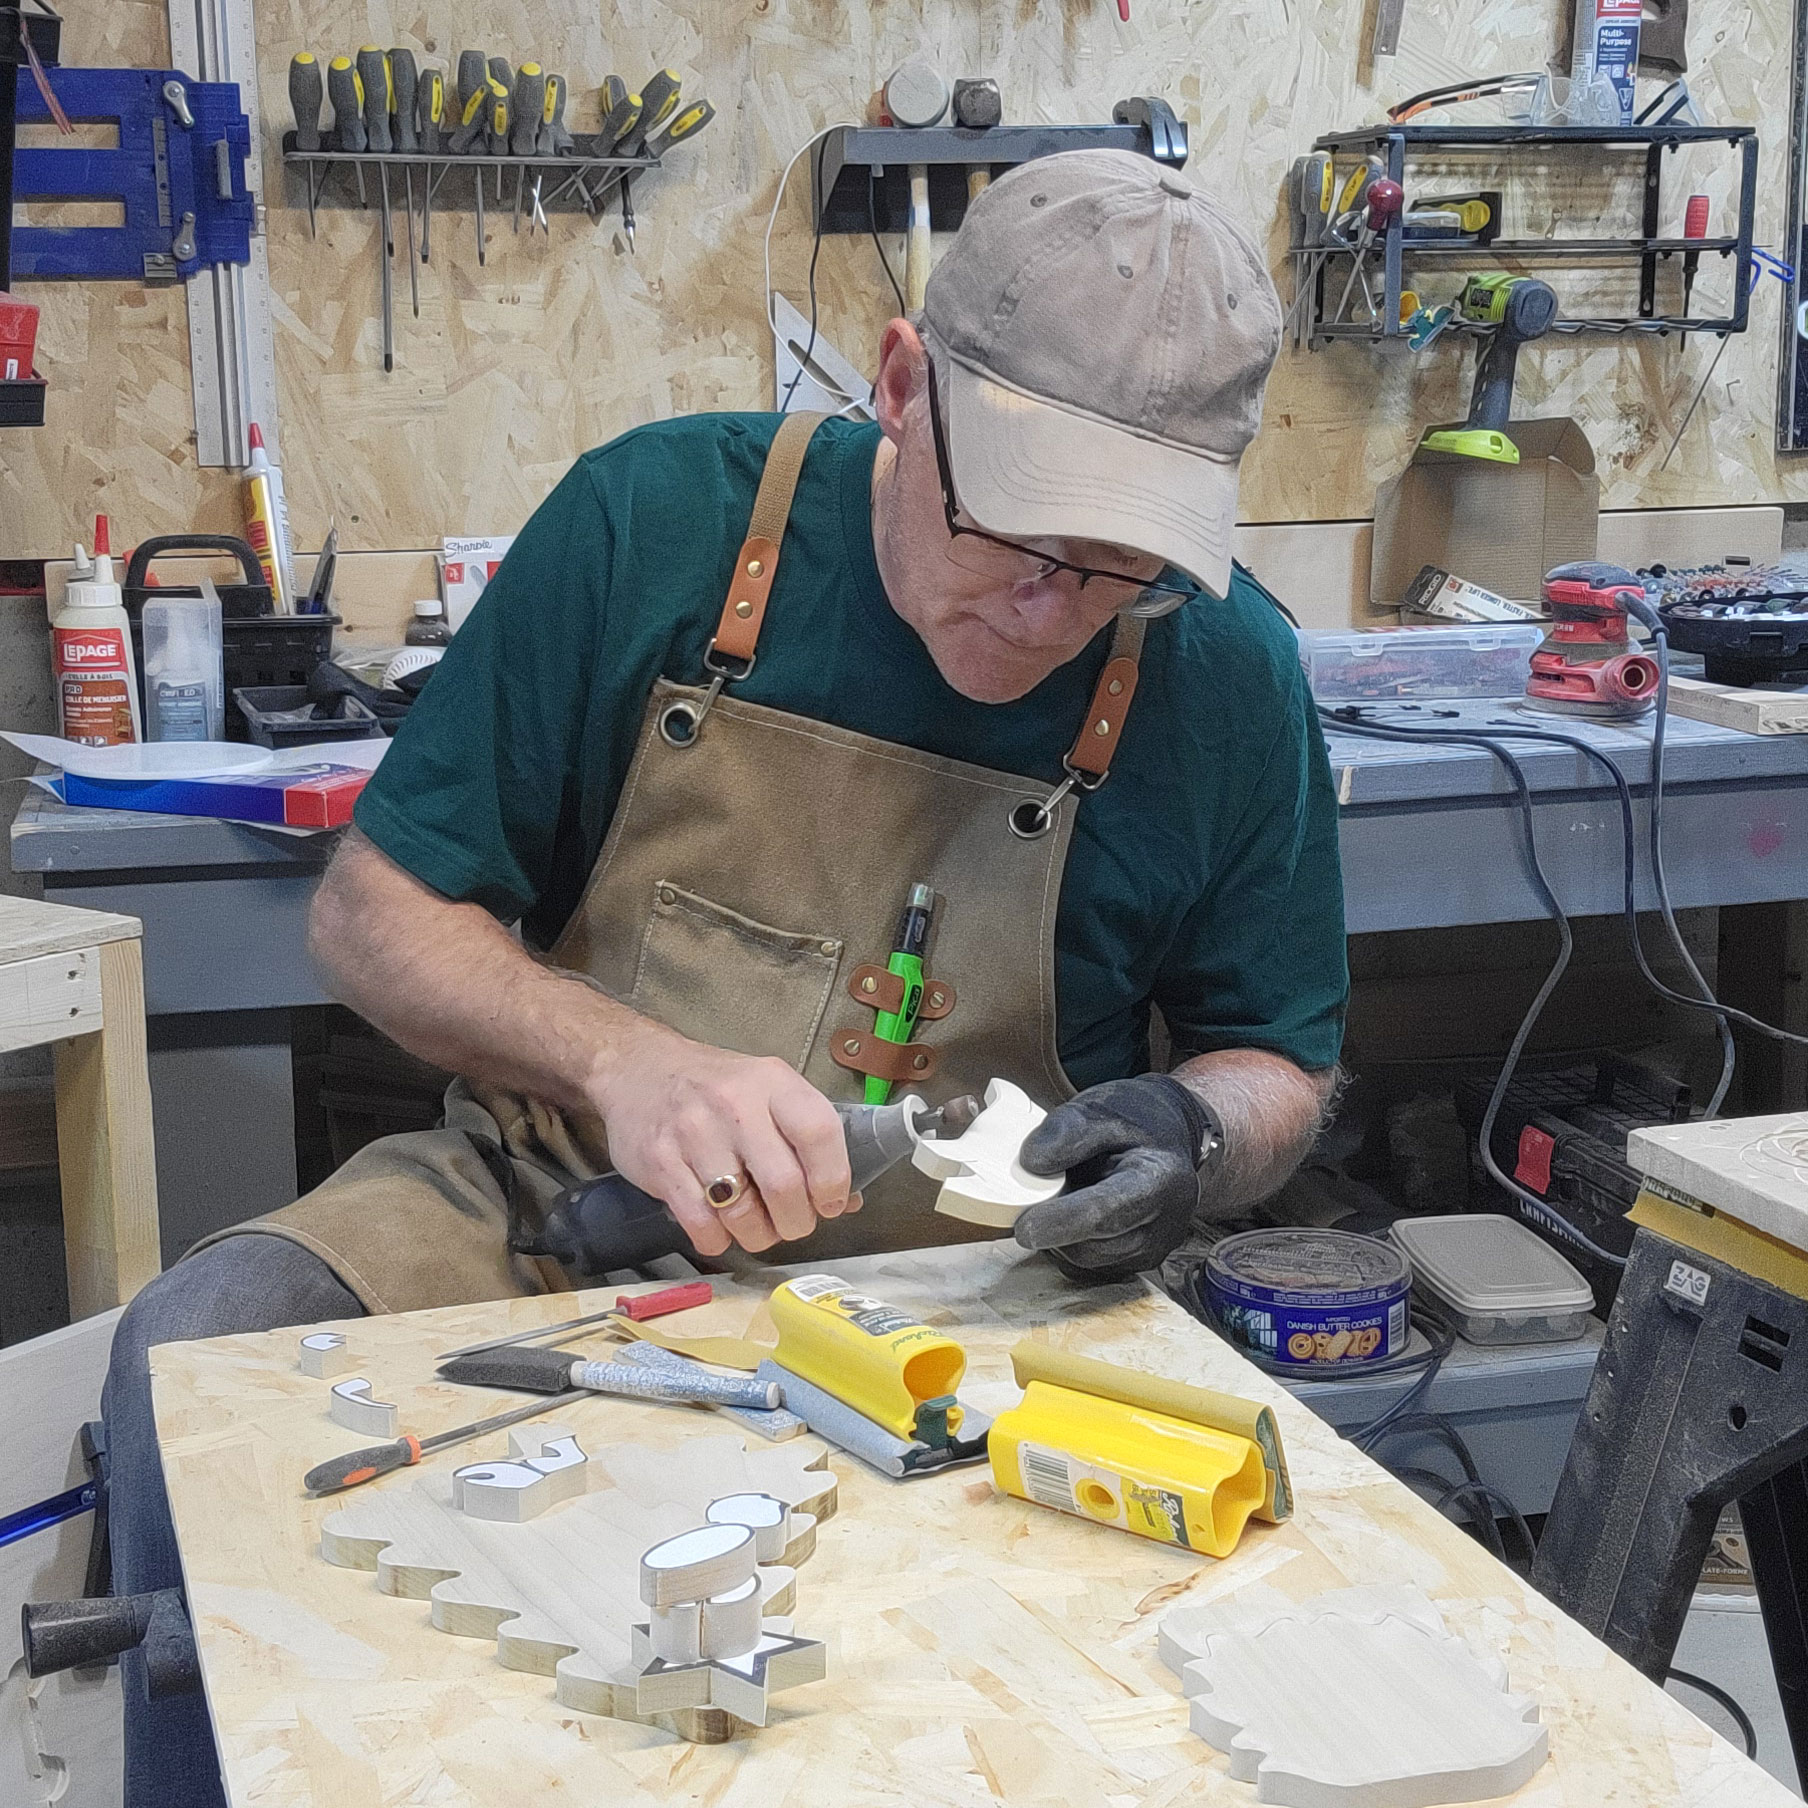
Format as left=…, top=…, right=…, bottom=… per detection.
left=355, top=413, right=1348, bottom=1087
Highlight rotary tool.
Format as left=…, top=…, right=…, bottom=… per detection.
left=518, top=1093, right=982, bottom=1276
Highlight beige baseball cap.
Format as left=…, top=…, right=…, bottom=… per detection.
left=922, top=148, right=1281, bottom=600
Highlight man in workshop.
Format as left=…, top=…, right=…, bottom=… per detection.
left=105, top=148, right=1345, bottom=1802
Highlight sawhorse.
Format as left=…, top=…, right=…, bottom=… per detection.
left=1534, top=1119, right=1808, bottom=1782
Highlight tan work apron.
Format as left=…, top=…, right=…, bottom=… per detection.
left=206, top=415, right=1146, bottom=1313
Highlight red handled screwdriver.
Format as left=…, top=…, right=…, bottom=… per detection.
left=1681, top=194, right=1709, bottom=317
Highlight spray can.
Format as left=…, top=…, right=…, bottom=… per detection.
left=52, top=516, right=141, bottom=746
left=243, top=422, right=296, bottom=611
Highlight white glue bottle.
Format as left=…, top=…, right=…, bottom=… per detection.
left=143, top=585, right=225, bottom=741
left=53, top=515, right=142, bottom=746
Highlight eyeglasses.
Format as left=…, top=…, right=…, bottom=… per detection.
left=924, top=356, right=1204, bottom=618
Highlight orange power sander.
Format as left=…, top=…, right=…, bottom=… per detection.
left=1527, top=562, right=1661, bottom=718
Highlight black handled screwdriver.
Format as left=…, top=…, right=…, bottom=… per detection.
left=389, top=50, right=419, bottom=317
left=356, top=45, right=391, bottom=152
left=509, top=63, right=545, bottom=231
left=288, top=52, right=323, bottom=152
left=325, top=54, right=367, bottom=205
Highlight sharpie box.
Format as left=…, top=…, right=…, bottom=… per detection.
left=52, top=761, right=368, bottom=829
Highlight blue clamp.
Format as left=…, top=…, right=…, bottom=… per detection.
left=12, top=67, right=254, bottom=283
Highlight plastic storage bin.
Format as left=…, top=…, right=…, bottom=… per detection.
left=1299, top=624, right=1543, bottom=701
left=1390, top=1213, right=1595, bottom=1344
left=235, top=685, right=383, bottom=750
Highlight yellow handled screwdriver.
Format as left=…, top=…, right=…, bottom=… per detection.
left=509, top=63, right=545, bottom=232
left=416, top=66, right=444, bottom=264
left=288, top=52, right=323, bottom=152
left=325, top=54, right=366, bottom=203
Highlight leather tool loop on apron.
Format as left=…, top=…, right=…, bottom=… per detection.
left=849, top=964, right=955, bottom=1020
left=830, top=1029, right=939, bottom=1084
left=1009, top=615, right=1147, bottom=840
left=658, top=411, right=828, bottom=748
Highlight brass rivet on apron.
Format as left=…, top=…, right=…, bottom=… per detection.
left=658, top=885, right=676, bottom=905
left=843, top=1038, right=860, bottom=1056
left=929, top=989, right=945, bottom=1008
left=820, top=941, right=837, bottom=956
left=747, top=558, right=764, bottom=578
left=735, top=599, right=753, bottom=618
left=861, top=975, right=877, bottom=994
left=912, top=1054, right=929, bottom=1070
left=1108, top=678, right=1124, bottom=697
left=1093, top=718, right=1111, bottom=737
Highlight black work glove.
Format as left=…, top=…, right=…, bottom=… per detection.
left=1013, top=1075, right=1223, bottom=1284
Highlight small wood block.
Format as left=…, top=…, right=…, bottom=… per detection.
left=298, top=1332, right=352, bottom=1379
left=911, top=1076, right=1064, bottom=1228
left=329, top=1377, right=399, bottom=1439
left=614, top=1280, right=714, bottom=1321
left=706, top=1493, right=790, bottom=1562
left=640, top=1522, right=756, bottom=1609
left=649, top=1599, right=703, bottom=1664
left=699, top=1575, right=762, bottom=1661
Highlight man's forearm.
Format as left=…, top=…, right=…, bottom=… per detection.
left=1171, top=1048, right=1339, bottom=1213
left=308, top=828, right=656, bottom=1115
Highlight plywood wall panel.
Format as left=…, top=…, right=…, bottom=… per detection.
left=6, top=0, right=1807, bottom=560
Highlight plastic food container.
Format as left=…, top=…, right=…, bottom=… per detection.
left=1299, top=624, right=1543, bottom=701
left=1204, top=1228, right=1412, bottom=1371
left=1389, top=1214, right=1594, bottom=1345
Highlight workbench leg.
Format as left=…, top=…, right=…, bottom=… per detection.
left=54, top=939, right=162, bottom=1318
left=1741, top=1463, right=1808, bottom=1787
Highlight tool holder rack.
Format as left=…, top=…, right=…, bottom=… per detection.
left=1298, top=123, right=1758, bottom=348
left=0, top=0, right=60, bottom=427
left=282, top=133, right=658, bottom=252
left=810, top=121, right=1187, bottom=238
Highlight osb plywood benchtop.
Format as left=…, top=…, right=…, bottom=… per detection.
left=151, top=1242, right=1789, bottom=1805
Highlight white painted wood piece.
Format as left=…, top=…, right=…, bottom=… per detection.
left=0, top=896, right=140, bottom=965
left=913, top=1077, right=1065, bottom=1227
left=0, top=1310, right=123, bottom=1808
left=706, top=1492, right=790, bottom=1561
left=0, top=948, right=100, bottom=1057
left=1629, top=1112, right=1808, bottom=1254
left=452, top=1425, right=588, bottom=1523
left=296, top=1332, right=352, bottom=1379
left=329, top=1378, right=399, bottom=1438
left=1663, top=674, right=1808, bottom=736
left=1160, top=1583, right=1548, bottom=1807
left=320, top=1434, right=833, bottom=1741
left=639, top=1522, right=756, bottom=1609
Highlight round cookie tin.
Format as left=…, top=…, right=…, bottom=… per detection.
left=1204, top=1228, right=1412, bottom=1370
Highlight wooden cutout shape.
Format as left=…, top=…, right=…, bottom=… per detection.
left=321, top=1434, right=833, bottom=1743
left=1159, top=1584, right=1548, bottom=1807
left=297, top=1332, right=352, bottom=1378
left=911, top=1077, right=1064, bottom=1228
left=640, top=1522, right=756, bottom=1608
left=706, top=1491, right=790, bottom=1561
left=452, top=1424, right=588, bottom=1523
left=329, top=1377, right=398, bottom=1438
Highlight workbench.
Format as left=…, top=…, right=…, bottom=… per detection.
left=16, top=700, right=1808, bottom=1235
left=149, top=1242, right=1789, bottom=1804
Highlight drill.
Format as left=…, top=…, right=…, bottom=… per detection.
left=1421, top=273, right=1558, bottom=465
left=1527, top=561, right=1661, bottom=719
left=519, top=1094, right=981, bottom=1275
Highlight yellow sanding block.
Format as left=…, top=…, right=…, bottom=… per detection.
left=1003, top=1341, right=1293, bottom=1527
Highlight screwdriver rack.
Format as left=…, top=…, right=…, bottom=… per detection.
left=1296, top=122, right=1759, bottom=347
left=282, top=133, right=660, bottom=368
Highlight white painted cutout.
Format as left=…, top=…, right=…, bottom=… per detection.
left=639, top=1521, right=755, bottom=1609
left=706, top=1492, right=790, bottom=1561
left=297, top=1332, right=351, bottom=1378
left=328, top=1377, right=398, bottom=1438
left=911, top=1077, right=1065, bottom=1227
left=453, top=1424, right=589, bottom=1522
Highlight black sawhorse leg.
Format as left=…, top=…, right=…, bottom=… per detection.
left=1533, top=1226, right=1808, bottom=1769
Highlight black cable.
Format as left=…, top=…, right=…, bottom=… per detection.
left=1350, top=1314, right=1457, bottom=1448
left=1318, top=709, right=1620, bottom=1266
left=1666, top=1667, right=1759, bottom=1759
left=869, top=168, right=907, bottom=314
left=777, top=136, right=829, bottom=414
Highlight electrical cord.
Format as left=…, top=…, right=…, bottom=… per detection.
left=776, top=134, right=830, bottom=415
left=1349, top=1312, right=1457, bottom=1448
left=869, top=168, right=907, bottom=314
left=1665, top=1666, right=1759, bottom=1759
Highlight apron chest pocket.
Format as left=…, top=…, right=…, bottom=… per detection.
left=629, top=882, right=843, bottom=1072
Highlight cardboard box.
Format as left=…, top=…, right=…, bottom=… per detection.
left=1370, top=418, right=1599, bottom=612
left=441, top=534, right=515, bottom=630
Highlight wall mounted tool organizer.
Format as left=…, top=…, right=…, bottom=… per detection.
left=0, top=0, right=61, bottom=425
left=1297, top=122, right=1758, bottom=347
left=281, top=134, right=660, bottom=372
left=12, top=66, right=254, bottom=281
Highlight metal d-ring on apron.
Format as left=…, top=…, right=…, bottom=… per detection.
left=659, top=413, right=1149, bottom=840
